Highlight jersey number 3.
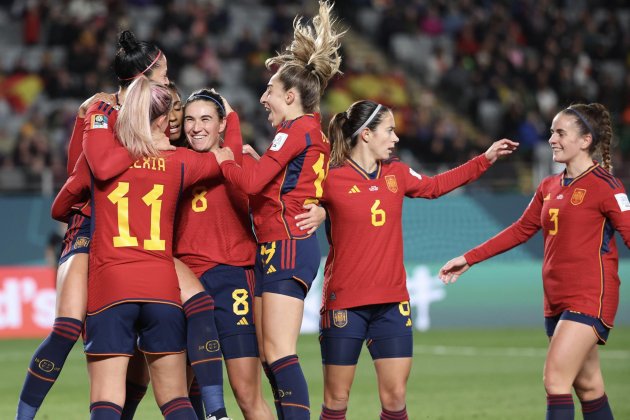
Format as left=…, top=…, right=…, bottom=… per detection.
left=108, top=182, right=166, bottom=250
left=548, top=208, right=559, bottom=236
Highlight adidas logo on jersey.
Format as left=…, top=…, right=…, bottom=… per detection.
left=406, top=318, right=412, bottom=327
left=348, top=185, right=361, bottom=193
left=237, top=317, right=249, bottom=326
left=266, top=264, right=277, bottom=274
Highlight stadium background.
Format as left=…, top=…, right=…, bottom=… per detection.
left=0, top=0, right=629, bottom=418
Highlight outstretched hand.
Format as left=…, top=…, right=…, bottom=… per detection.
left=213, top=146, right=234, bottom=164
left=438, top=255, right=470, bottom=284
left=484, top=139, right=519, bottom=164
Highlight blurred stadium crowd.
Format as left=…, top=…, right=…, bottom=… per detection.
left=0, top=0, right=629, bottom=193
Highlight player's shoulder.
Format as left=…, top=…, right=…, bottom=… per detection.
left=85, top=101, right=119, bottom=130
left=381, top=156, right=410, bottom=175
left=382, top=156, right=402, bottom=166
left=588, top=165, right=625, bottom=192
left=86, top=100, right=119, bottom=116
left=278, top=113, right=321, bottom=134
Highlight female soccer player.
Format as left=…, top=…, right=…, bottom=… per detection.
left=171, top=88, right=274, bottom=420
left=212, top=2, right=344, bottom=418
left=318, top=100, right=517, bottom=420
left=51, top=77, right=223, bottom=419
left=439, top=103, right=625, bottom=420
left=15, top=30, right=170, bottom=420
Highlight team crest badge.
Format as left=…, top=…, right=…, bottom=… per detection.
left=332, top=310, right=347, bottom=328
left=90, top=114, right=108, bottom=129
left=570, top=188, right=586, bottom=205
left=73, top=237, right=90, bottom=249
left=385, top=175, right=398, bottom=193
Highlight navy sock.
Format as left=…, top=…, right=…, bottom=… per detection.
left=183, top=292, right=225, bottom=416
left=90, top=401, right=122, bottom=419
left=581, top=394, right=613, bottom=420
left=269, top=354, right=310, bottom=419
left=262, top=361, right=283, bottom=419
left=188, top=377, right=205, bottom=419
left=547, top=393, right=575, bottom=420
left=16, top=317, right=82, bottom=419
left=380, top=406, right=408, bottom=420
left=320, top=404, right=346, bottom=419
left=120, top=381, right=148, bottom=420
left=160, top=397, right=197, bottom=419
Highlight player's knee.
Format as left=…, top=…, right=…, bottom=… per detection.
left=543, top=369, right=570, bottom=394
left=379, top=384, right=406, bottom=408
left=325, top=389, right=350, bottom=409
left=231, top=382, right=259, bottom=408
left=573, top=373, right=604, bottom=401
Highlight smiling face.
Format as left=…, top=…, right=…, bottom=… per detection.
left=548, top=112, right=591, bottom=165
left=365, top=111, right=399, bottom=161
left=168, top=89, right=183, bottom=141
left=184, top=100, right=226, bottom=152
left=259, top=72, right=289, bottom=127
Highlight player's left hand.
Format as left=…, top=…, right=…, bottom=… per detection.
left=438, top=255, right=470, bottom=284
left=153, top=132, right=175, bottom=151
left=295, top=203, right=326, bottom=234
left=484, top=139, right=519, bottom=164
left=213, top=146, right=234, bottom=164
left=242, top=144, right=261, bottom=160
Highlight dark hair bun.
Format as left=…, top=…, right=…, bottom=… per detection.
left=118, top=30, right=139, bottom=53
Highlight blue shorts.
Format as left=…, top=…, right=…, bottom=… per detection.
left=319, top=302, right=413, bottom=365
left=254, top=234, right=321, bottom=300
left=199, top=264, right=258, bottom=359
left=58, top=213, right=91, bottom=265
left=84, top=302, right=186, bottom=356
left=545, top=310, right=610, bottom=345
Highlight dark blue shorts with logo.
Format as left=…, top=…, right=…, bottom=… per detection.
left=58, top=212, right=91, bottom=265
left=84, top=302, right=186, bottom=356
left=199, top=264, right=258, bottom=359
left=254, top=234, right=321, bottom=300
left=319, top=301, right=413, bottom=365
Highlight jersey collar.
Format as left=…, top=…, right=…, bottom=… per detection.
left=347, top=158, right=382, bottom=180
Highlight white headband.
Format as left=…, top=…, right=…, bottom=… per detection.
left=352, top=104, right=382, bottom=139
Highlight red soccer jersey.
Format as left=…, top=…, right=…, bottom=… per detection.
left=220, top=113, right=329, bottom=242
left=174, top=112, right=256, bottom=277
left=465, top=163, right=630, bottom=326
left=321, top=154, right=491, bottom=311
left=54, top=149, right=221, bottom=314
